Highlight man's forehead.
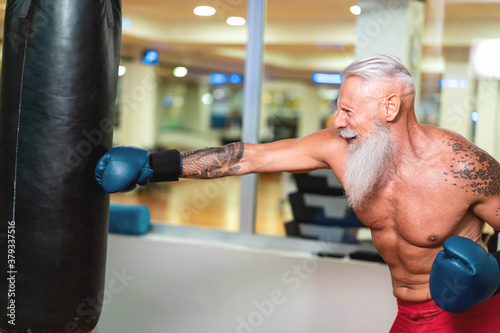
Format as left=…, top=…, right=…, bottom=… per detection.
left=340, top=76, right=375, bottom=92
left=339, top=76, right=390, bottom=100
left=337, top=94, right=358, bottom=110
left=338, top=77, right=367, bottom=103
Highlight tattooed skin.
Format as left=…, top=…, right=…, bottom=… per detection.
left=180, top=142, right=245, bottom=179
left=442, top=138, right=500, bottom=197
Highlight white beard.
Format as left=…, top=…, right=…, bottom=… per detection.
left=341, top=122, right=395, bottom=210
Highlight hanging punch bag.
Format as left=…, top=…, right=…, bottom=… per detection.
left=0, top=0, right=121, bottom=331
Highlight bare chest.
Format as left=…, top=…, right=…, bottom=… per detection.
left=355, top=176, right=473, bottom=247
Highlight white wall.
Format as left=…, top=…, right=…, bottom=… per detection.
left=439, top=61, right=474, bottom=140
left=475, top=79, right=500, bottom=161
left=94, top=233, right=396, bottom=333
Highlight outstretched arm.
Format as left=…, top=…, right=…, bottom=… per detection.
left=95, top=129, right=346, bottom=193
left=180, top=129, right=344, bottom=179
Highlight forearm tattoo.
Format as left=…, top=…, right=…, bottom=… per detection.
left=180, top=142, right=245, bottom=179
left=443, top=138, right=500, bottom=197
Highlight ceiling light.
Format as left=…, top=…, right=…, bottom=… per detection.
left=122, top=17, right=132, bottom=30
left=194, top=6, right=216, bottom=17
left=213, top=88, right=225, bottom=99
left=229, top=73, right=242, bottom=84
left=210, top=73, right=227, bottom=84
left=226, top=16, right=246, bottom=26
left=312, top=73, right=343, bottom=85
left=471, top=111, right=480, bottom=122
left=440, top=79, right=467, bottom=89
left=142, top=50, right=159, bottom=66
left=201, top=94, right=214, bottom=105
left=173, top=67, right=188, bottom=78
left=350, top=5, right=361, bottom=15
left=471, top=39, right=500, bottom=79
left=118, top=66, right=127, bottom=77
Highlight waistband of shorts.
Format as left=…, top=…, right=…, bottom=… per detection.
left=396, top=298, right=444, bottom=319
left=397, top=298, right=437, bottom=309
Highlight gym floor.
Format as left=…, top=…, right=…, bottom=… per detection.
left=110, top=173, right=292, bottom=237
left=103, top=173, right=397, bottom=333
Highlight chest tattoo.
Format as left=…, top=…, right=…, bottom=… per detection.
left=442, top=138, right=500, bottom=197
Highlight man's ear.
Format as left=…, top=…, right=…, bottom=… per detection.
left=386, top=94, right=401, bottom=122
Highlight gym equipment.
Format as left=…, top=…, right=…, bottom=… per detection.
left=0, top=0, right=121, bottom=331
left=109, top=204, right=151, bottom=235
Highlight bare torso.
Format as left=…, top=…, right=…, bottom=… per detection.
left=237, top=124, right=497, bottom=302
left=335, top=127, right=489, bottom=302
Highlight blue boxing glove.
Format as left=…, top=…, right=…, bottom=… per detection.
left=95, top=146, right=153, bottom=193
left=95, top=145, right=181, bottom=193
left=429, top=236, right=500, bottom=313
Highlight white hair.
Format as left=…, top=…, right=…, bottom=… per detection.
left=342, top=54, right=415, bottom=94
left=342, top=118, right=395, bottom=210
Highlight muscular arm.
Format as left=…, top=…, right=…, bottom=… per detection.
left=180, top=143, right=245, bottom=179
left=180, top=129, right=345, bottom=179
left=448, top=141, right=500, bottom=230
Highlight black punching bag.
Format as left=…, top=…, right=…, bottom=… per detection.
left=0, top=0, right=121, bottom=331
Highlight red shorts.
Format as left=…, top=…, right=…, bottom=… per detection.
left=390, top=294, right=500, bottom=333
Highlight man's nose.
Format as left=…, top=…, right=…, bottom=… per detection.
left=333, top=112, right=347, bottom=129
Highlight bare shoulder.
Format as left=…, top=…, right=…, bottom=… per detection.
left=293, top=128, right=349, bottom=174
left=430, top=126, right=500, bottom=198
left=290, top=128, right=347, bottom=152
left=301, top=127, right=345, bottom=141
left=304, top=127, right=348, bottom=152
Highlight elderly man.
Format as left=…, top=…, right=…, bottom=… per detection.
left=96, top=54, right=500, bottom=332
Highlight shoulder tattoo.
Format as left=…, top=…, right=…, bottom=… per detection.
left=442, top=138, right=500, bottom=197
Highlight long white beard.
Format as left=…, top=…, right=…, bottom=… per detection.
left=341, top=122, right=395, bottom=210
